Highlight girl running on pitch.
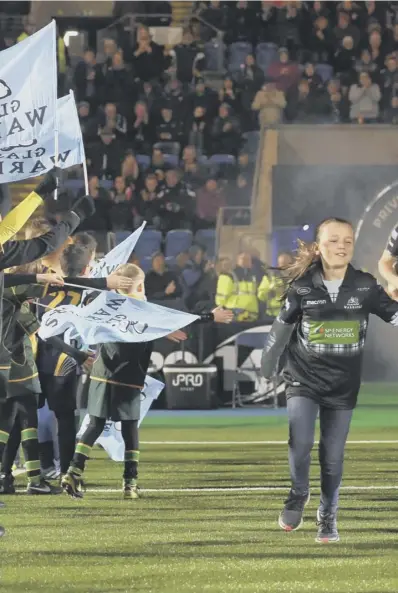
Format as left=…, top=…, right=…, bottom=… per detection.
left=261, top=217, right=398, bottom=544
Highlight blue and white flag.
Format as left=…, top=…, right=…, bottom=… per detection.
left=0, top=21, right=58, bottom=181
left=90, top=222, right=146, bottom=278
left=77, top=376, right=165, bottom=462
left=38, top=291, right=199, bottom=345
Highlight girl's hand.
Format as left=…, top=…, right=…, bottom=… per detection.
left=166, top=330, right=188, bottom=343
left=37, top=273, right=64, bottom=286
left=106, top=274, right=133, bottom=291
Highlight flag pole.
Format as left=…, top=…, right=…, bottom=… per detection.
left=53, top=21, right=59, bottom=201
left=69, top=89, right=89, bottom=195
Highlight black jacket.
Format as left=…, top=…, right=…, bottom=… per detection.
left=262, top=264, right=398, bottom=409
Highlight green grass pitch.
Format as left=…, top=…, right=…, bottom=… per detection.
left=1, top=383, right=398, bottom=593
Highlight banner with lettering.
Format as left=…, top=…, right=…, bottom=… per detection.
left=0, top=21, right=57, bottom=181
left=38, top=291, right=199, bottom=345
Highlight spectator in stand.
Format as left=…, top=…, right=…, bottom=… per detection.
left=215, top=251, right=259, bottom=322
left=388, top=24, right=398, bottom=54
left=121, top=152, right=141, bottom=188
left=273, top=1, right=303, bottom=53
left=16, top=15, right=35, bottom=42
left=218, top=76, right=240, bottom=114
left=252, top=82, right=286, bottom=127
left=302, top=62, right=324, bottom=93
left=383, top=95, right=398, bottom=124
left=132, top=25, right=166, bottom=82
left=128, top=101, right=153, bottom=154
left=181, top=145, right=206, bottom=189
left=226, top=0, right=257, bottom=44
left=159, top=79, right=188, bottom=118
left=333, top=11, right=360, bottom=49
left=158, top=168, right=196, bottom=232
left=228, top=172, right=252, bottom=207
left=349, top=71, right=381, bottom=123
left=286, top=79, right=317, bottom=122
left=308, top=14, right=334, bottom=64
left=188, top=78, right=219, bottom=120
left=368, top=29, right=386, bottom=70
left=354, top=48, right=379, bottom=81
left=73, top=48, right=104, bottom=108
left=138, top=81, right=158, bottom=115
left=268, top=48, right=300, bottom=94
left=210, top=103, right=241, bottom=156
left=188, top=106, right=209, bottom=155
left=195, top=177, right=226, bottom=229
left=181, top=244, right=209, bottom=307
left=86, top=126, right=124, bottom=180
left=256, top=1, right=277, bottom=44
left=145, top=252, right=182, bottom=301
left=78, top=175, right=111, bottom=232
left=78, top=101, right=98, bottom=143
left=99, top=38, right=119, bottom=75
left=149, top=147, right=170, bottom=179
left=133, top=172, right=162, bottom=228
left=333, top=36, right=357, bottom=87
left=380, top=53, right=398, bottom=113
left=173, top=29, right=205, bottom=85
left=236, top=55, right=265, bottom=130
left=364, top=2, right=386, bottom=29
left=109, top=176, right=133, bottom=231
left=200, top=1, right=228, bottom=40
left=99, top=102, right=128, bottom=141
left=327, top=78, right=349, bottom=122
left=155, top=106, right=182, bottom=144
left=102, top=51, right=133, bottom=109
left=337, top=1, right=362, bottom=26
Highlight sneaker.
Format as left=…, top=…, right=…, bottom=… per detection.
left=27, top=479, right=63, bottom=495
left=0, top=473, right=15, bottom=495
left=0, top=501, right=5, bottom=509
left=123, top=480, right=140, bottom=500
left=41, top=466, right=61, bottom=481
left=0, top=525, right=4, bottom=537
left=316, top=509, right=340, bottom=543
left=61, top=472, right=85, bottom=499
left=278, top=490, right=310, bottom=532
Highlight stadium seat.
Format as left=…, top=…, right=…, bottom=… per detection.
left=140, top=255, right=153, bottom=273
left=204, top=40, right=226, bottom=71
left=316, top=63, right=334, bottom=83
left=228, top=41, right=253, bottom=72
left=208, top=154, right=236, bottom=177
left=133, top=229, right=162, bottom=257
left=114, top=231, right=131, bottom=246
left=154, top=141, right=181, bottom=156
left=256, top=42, right=278, bottom=73
left=165, top=230, right=193, bottom=257
left=99, top=180, right=112, bottom=190
left=163, top=154, right=179, bottom=167
left=195, top=229, right=216, bottom=259
left=165, top=255, right=177, bottom=269
left=136, top=154, right=151, bottom=170
left=64, top=179, right=83, bottom=195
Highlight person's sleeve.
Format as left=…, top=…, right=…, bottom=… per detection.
left=46, top=336, right=89, bottom=365
left=261, top=286, right=302, bottom=379
left=258, top=275, right=270, bottom=302
left=4, top=274, right=37, bottom=288
left=0, top=191, right=43, bottom=246
left=63, top=277, right=108, bottom=290
left=369, top=281, right=398, bottom=323
left=215, top=274, right=234, bottom=307
left=0, top=213, right=80, bottom=271
left=386, top=225, right=398, bottom=257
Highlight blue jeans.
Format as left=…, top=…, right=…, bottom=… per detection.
left=287, top=396, right=353, bottom=513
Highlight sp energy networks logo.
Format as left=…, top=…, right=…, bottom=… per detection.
left=344, top=296, right=361, bottom=310
left=309, top=321, right=359, bottom=345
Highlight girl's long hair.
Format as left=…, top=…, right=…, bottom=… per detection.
left=281, top=217, right=354, bottom=299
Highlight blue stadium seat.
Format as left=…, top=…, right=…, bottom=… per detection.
left=154, top=141, right=181, bottom=156
left=99, top=180, right=112, bottom=190
left=195, top=229, right=216, bottom=259
left=64, top=179, right=83, bottom=195
left=114, top=231, right=131, bottom=246
left=316, top=63, right=334, bottom=83
left=136, top=154, right=151, bottom=170
left=140, top=255, right=153, bottom=273
left=165, top=230, right=193, bottom=257
left=242, top=131, right=260, bottom=156
left=163, top=154, right=179, bottom=167
left=204, top=40, right=225, bottom=71
left=208, top=154, right=236, bottom=176
left=228, top=41, right=253, bottom=72
left=256, top=42, right=278, bottom=73
left=165, top=255, right=177, bottom=269
left=133, top=229, right=162, bottom=257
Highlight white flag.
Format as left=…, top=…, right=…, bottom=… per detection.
left=77, top=376, right=165, bottom=462
left=90, top=222, right=147, bottom=278
left=39, top=291, right=199, bottom=345
left=0, top=21, right=57, bottom=181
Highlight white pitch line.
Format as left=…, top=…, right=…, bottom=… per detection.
left=86, top=485, right=398, bottom=493
left=141, top=440, right=398, bottom=445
